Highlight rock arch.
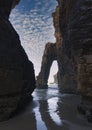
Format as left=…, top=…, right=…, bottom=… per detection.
left=36, top=3, right=77, bottom=93
left=36, top=42, right=57, bottom=88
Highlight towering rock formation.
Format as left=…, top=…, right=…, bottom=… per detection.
left=0, top=0, right=36, bottom=121
left=57, top=0, right=92, bottom=122
left=53, top=3, right=77, bottom=93
left=36, top=1, right=77, bottom=93
left=37, top=0, right=92, bottom=122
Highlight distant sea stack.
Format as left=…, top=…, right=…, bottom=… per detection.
left=37, top=0, right=92, bottom=122
left=0, top=0, right=36, bottom=121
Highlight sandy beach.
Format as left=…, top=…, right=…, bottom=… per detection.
left=0, top=86, right=92, bottom=130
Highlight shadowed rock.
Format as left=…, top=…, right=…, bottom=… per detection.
left=36, top=2, right=77, bottom=93
left=36, top=43, right=57, bottom=88
left=0, top=0, right=36, bottom=121
left=57, top=0, right=92, bottom=122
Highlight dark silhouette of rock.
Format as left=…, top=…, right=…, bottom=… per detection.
left=0, top=0, right=36, bottom=121
left=57, top=0, right=92, bottom=122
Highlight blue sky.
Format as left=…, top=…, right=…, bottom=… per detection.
left=10, top=0, right=58, bottom=82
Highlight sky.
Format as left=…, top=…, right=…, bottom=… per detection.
left=10, top=0, right=58, bottom=82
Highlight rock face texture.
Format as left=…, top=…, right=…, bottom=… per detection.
left=0, top=0, right=36, bottom=121
left=57, top=0, right=92, bottom=122
left=36, top=1, right=77, bottom=93
left=37, top=0, right=92, bottom=122
left=36, top=43, right=57, bottom=88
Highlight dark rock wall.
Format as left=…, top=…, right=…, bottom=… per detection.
left=53, top=73, right=58, bottom=84
left=36, top=1, right=77, bottom=93
left=53, top=3, right=77, bottom=93
left=57, top=0, right=92, bottom=122
left=0, top=0, right=36, bottom=121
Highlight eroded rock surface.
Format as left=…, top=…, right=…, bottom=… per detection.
left=0, top=0, right=36, bottom=121
left=37, top=0, right=92, bottom=122
left=36, top=43, right=57, bottom=88
left=58, top=0, right=92, bottom=122
left=36, top=1, right=77, bottom=93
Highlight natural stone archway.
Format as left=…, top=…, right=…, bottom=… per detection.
left=37, top=0, right=92, bottom=122
left=53, top=3, right=77, bottom=93
left=36, top=43, right=57, bottom=88
left=36, top=2, right=77, bottom=93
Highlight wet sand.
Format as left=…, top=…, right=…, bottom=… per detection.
left=0, top=85, right=92, bottom=130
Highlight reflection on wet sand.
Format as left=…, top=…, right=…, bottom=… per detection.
left=33, top=87, right=92, bottom=130
left=34, top=88, right=68, bottom=130
left=0, top=86, right=92, bottom=130
left=38, top=100, right=68, bottom=130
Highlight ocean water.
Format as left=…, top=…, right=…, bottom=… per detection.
left=0, top=85, right=92, bottom=130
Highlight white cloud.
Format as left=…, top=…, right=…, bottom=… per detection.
left=10, top=0, right=57, bottom=77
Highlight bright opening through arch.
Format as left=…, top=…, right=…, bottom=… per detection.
left=48, top=61, right=58, bottom=85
